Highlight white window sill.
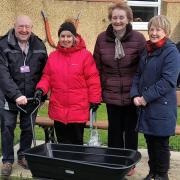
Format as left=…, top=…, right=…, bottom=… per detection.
left=132, top=22, right=148, bottom=30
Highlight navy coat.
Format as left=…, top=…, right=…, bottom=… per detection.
left=130, top=39, right=180, bottom=136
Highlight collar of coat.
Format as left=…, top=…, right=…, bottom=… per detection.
left=6, top=28, right=35, bottom=49
left=146, top=37, right=167, bottom=56
left=142, top=39, right=173, bottom=58
left=105, top=23, right=132, bottom=42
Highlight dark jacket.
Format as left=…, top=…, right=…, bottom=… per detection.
left=130, top=39, right=180, bottom=136
left=0, top=29, right=47, bottom=110
left=93, top=24, right=146, bottom=106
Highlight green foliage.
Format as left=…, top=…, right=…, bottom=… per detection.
left=38, top=102, right=180, bottom=124
left=96, top=103, right=108, bottom=121
left=84, top=128, right=108, bottom=145
left=177, top=108, right=180, bottom=125
left=169, top=135, right=180, bottom=151
left=38, top=102, right=48, bottom=117
left=38, top=102, right=108, bottom=120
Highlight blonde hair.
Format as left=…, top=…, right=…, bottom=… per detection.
left=148, top=15, right=171, bottom=36
left=108, top=2, right=133, bottom=22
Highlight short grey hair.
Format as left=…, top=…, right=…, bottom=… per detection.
left=148, top=15, right=171, bottom=36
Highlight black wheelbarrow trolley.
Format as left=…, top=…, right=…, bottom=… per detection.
left=24, top=143, right=141, bottom=180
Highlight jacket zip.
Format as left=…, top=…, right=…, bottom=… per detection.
left=117, top=59, right=123, bottom=104
left=22, top=50, right=28, bottom=96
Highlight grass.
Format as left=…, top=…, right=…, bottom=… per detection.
left=38, top=103, right=180, bottom=150
left=38, top=102, right=108, bottom=120
left=0, top=103, right=180, bottom=156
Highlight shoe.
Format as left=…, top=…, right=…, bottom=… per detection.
left=127, top=167, right=135, bottom=176
left=154, top=174, right=169, bottom=180
left=18, top=157, right=28, bottom=169
left=143, top=172, right=155, bottom=180
left=1, top=162, right=12, bottom=176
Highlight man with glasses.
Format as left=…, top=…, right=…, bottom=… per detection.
left=0, top=15, right=47, bottom=176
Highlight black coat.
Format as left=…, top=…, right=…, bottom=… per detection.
left=0, top=29, right=47, bottom=110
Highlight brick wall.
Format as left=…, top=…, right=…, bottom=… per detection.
left=0, top=0, right=179, bottom=53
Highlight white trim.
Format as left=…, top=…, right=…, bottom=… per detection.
left=132, top=22, right=148, bottom=30
left=128, top=1, right=160, bottom=7
left=127, top=0, right=161, bottom=30
left=158, top=0, right=161, bottom=14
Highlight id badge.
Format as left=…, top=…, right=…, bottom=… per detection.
left=20, top=66, right=30, bottom=73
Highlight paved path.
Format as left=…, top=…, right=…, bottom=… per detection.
left=0, top=142, right=180, bottom=179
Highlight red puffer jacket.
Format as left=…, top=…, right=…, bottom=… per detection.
left=37, top=35, right=101, bottom=124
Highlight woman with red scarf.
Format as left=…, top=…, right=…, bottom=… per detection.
left=130, top=15, right=180, bottom=180
left=35, top=20, right=101, bottom=145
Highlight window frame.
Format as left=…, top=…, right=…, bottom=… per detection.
left=127, top=0, right=161, bottom=30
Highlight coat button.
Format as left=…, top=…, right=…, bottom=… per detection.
left=164, top=101, right=168, bottom=104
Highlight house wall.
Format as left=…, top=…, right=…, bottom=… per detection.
left=161, top=0, right=180, bottom=43
left=0, top=0, right=179, bottom=53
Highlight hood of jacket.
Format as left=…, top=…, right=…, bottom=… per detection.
left=57, top=34, right=86, bottom=54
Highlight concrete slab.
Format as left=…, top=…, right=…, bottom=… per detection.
left=0, top=142, right=180, bottom=179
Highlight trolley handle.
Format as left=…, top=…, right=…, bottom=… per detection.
left=89, top=109, right=97, bottom=129
left=16, top=97, right=41, bottom=114
left=16, top=97, right=41, bottom=147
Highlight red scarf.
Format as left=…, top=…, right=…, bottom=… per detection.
left=146, top=37, right=167, bottom=55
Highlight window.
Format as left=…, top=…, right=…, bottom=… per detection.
left=127, top=0, right=161, bottom=30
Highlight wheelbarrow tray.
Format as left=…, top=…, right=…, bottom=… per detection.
left=25, top=143, right=141, bottom=180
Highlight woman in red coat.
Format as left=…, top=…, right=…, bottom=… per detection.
left=35, top=21, right=101, bottom=145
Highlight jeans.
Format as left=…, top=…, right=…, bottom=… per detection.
left=1, top=107, right=37, bottom=164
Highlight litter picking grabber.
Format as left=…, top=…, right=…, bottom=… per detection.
left=87, top=109, right=101, bottom=146
left=16, top=98, right=41, bottom=147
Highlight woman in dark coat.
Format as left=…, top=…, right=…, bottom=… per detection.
left=93, top=2, right=146, bottom=176
left=130, top=15, right=180, bottom=180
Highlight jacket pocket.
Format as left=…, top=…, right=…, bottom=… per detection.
left=148, top=97, right=170, bottom=119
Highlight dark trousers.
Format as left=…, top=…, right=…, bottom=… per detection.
left=0, top=108, right=2, bottom=128
left=106, top=104, right=138, bottom=150
left=54, top=121, right=85, bottom=145
left=1, top=108, right=37, bottom=164
left=144, top=134, right=170, bottom=176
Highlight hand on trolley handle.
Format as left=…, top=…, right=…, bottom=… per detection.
left=16, top=97, right=41, bottom=147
